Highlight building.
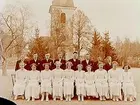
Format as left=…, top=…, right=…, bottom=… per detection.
left=49, top=0, right=77, bottom=60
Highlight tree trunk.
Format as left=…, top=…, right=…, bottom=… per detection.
left=2, top=59, right=7, bottom=76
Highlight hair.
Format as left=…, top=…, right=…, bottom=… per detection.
left=112, top=61, right=118, bottom=65
left=30, top=63, right=37, bottom=67
left=43, top=63, right=50, bottom=67
left=77, top=64, right=83, bottom=68
left=86, top=65, right=92, bottom=69
left=55, top=61, right=62, bottom=66
left=73, top=52, right=77, bottom=54
left=122, top=65, right=131, bottom=69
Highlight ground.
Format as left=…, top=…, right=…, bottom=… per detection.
left=0, top=68, right=140, bottom=105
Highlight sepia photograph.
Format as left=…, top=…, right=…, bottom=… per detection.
left=0, top=0, right=140, bottom=105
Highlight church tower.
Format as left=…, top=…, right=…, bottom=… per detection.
left=49, top=0, right=76, bottom=60
left=49, top=0, right=76, bottom=35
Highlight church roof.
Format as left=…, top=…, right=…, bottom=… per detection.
left=52, top=0, right=74, bottom=7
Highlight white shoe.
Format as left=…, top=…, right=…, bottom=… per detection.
left=21, top=96, right=24, bottom=100
left=78, top=96, right=80, bottom=101
left=46, top=97, right=49, bottom=102
left=66, top=97, right=68, bottom=102
left=41, top=98, right=44, bottom=101
left=113, top=98, right=115, bottom=101
left=53, top=98, right=56, bottom=101
left=103, top=97, right=106, bottom=101
left=32, top=98, right=35, bottom=101
left=100, top=97, right=103, bottom=101
left=27, top=98, right=30, bottom=101
left=116, top=98, right=119, bottom=102
left=124, top=98, right=127, bottom=102
left=130, top=98, right=133, bottom=102
left=81, top=96, right=84, bottom=101
left=14, top=96, right=17, bottom=100
left=60, top=97, right=63, bottom=101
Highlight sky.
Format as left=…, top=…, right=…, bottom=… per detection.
left=0, top=0, right=140, bottom=41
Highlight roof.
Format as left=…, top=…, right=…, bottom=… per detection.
left=52, top=0, right=74, bottom=7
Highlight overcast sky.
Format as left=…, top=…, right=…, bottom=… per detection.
left=1, top=0, right=140, bottom=41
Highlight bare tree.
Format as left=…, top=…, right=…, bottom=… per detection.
left=0, top=4, right=33, bottom=76
left=69, top=10, right=93, bottom=58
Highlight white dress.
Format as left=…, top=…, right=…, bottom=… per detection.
left=52, top=68, right=64, bottom=98
left=41, top=70, right=52, bottom=94
left=75, top=70, right=85, bottom=96
left=122, top=71, right=136, bottom=98
left=108, top=69, right=122, bottom=99
left=94, top=69, right=109, bottom=98
left=25, top=70, right=40, bottom=99
left=13, top=69, right=27, bottom=96
left=63, top=69, right=74, bottom=97
left=84, top=72, right=97, bottom=96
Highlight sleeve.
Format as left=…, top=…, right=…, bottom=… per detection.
left=107, top=71, right=111, bottom=83
left=15, top=61, right=19, bottom=71
left=130, top=72, right=134, bottom=83
left=40, top=72, right=43, bottom=82
left=94, top=71, right=97, bottom=82
left=15, top=71, right=18, bottom=82
left=104, top=71, right=108, bottom=82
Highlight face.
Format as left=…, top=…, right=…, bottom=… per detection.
left=67, top=62, right=72, bottom=69
left=97, top=57, right=102, bottom=61
left=87, top=66, right=92, bottom=72
left=113, top=63, right=117, bottom=69
left=78, top=65, right=82, bottom=71
left=31, top=65, right=36, bottom=71
left=33, top=54, right=38, bottom=60
left=107, top=56, right=112, bottom=63
left=56, top=62, right=61, bottom=68
left=19, top=63, right=25, bottom=69
left=44, top=64, right=49, bottom=70
left=20, top=55, right=25, bottom=61
left=58, top=53, right=63, bottom=59
left=86, top=54, right=90, bottom=60
left=124, top=66, right=129, bottom=72
left=99, top=63, right=104, bottom=70
left=73, top=53, right=78, bottom=59
left=45, top=54, right=50, bottom=59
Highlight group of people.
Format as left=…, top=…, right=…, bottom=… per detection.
left=13, top=52, right=136, bottom=102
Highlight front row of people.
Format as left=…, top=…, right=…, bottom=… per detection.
left=13, top=61, right=136, bottom=102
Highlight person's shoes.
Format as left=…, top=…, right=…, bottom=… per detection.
left=130, top=97, right=133, bottom=102
left=124, top=98, right=127, bottom=102
left=21, top=96, right=24, bottom=100
left=32, top=98, right=35, bottom=101
left=41, top=97, right=44, bottom=101
left=14, top=96, right=17, bottom=100
left=27, top=98, right=30, bottom=101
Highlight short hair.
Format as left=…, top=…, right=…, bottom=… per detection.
left=43, top=63, right=50, bottom=67
left=55, top=61, right=62, bottom=65
left=77, top=64, right=83, bottom=68
left=73, top=52, right=77, bottom=54
left=112, top=61, right=118, bottom=65
left=66, top=61, right=73, bottom=67
left=122, top=65, right=131, bottom=69
left=86, top=65, right=92, bottom=69
left=30, top=63, right=37, bottom=67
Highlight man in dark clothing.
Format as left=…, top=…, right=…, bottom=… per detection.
left=0, top=97, right=16, bottom=105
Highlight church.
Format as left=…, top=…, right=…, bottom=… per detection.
left=49, top=0, right=77, bottom=60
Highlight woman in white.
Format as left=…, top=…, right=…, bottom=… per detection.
left=63, top=61, right=74, bottom=101
left=122, top=65, right=136, bottom=102
left=13, top=62, right=27, bottom=100
left=94, top=62, right=109, bottom=101
left=75, top=64, right=85, bottom=101
left=52, top=61, right=64, bottom=101
left=108, top=61, right=122, bottom=101
left=25, top=63, right=40, bottom=101
left=41, top=63, right=52, bottom=101
left=84, top=65, right=97, bottom=98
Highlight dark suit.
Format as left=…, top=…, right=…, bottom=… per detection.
left=41, top=59, right=54, bottom=70
left=54, top=59, right=66, bottom=70
left=93, top=61, right=99, bottom=71
left=68, top=59, right=80, bottom=71
left=82, top=60, right=94, bottom=72
left=29, top=59, right=42, bottom=71
left=103, top=63, right=112, bottom=71
left=15, top=59, right=30, bottom=71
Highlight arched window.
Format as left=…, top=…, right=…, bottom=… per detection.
left=60, top=13, right=66, bottom=23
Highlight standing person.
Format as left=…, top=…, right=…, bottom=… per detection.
left=40, top=63, right=52, bottom=101
left=29, top=53, right=41, bottom=71
left=41, top=53, right=54, bottom=70
left=75, top=64, right=85, bottom=101
left=122, top=65, right=136, bottom=102
left=93, top=56, right=103, bottom=71
left=94, top=62, right=109, bottom=101
left=25, top=63, right=40, bottom=101
left=108, top=61, right=122, bottom=101
left=52, top=61, right=64, bottom=101
left=13, top=62, right=27, bottom=100
left=15, top=55, right=29, bottom=71
left=103, top=56, right=112, bottom=71
left=69, top=52, right=80, bottom=71
left=54, top=53, right=66, bottom=70
left=82, top=54, right=94, bottom=72
left=63, top=61, right=74, bottom=101
left=84, top=65, right=97, bottom=99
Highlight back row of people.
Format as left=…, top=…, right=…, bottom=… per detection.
left=13, top=61, right=136, bottom=102
left=15, top=52, right=112, bottom=71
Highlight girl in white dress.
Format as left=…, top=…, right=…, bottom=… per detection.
left=84, top=65, right=97, bottom=98
left=13, top=62, right=27, bottom=100
left=41, top=63, right=52, bottom=101
left=25, top=63, right=40, bottom=101
left=75, top=64, right=85, bottom=101
left=63, top=61, right=74, bottom=101
left=52, top=61, right=64, bottom=101
left=122, top=65, right=136, bottom=102
left=108, top=61, right=122, bottom=101
left=94, top=62, right=109, bottom=101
